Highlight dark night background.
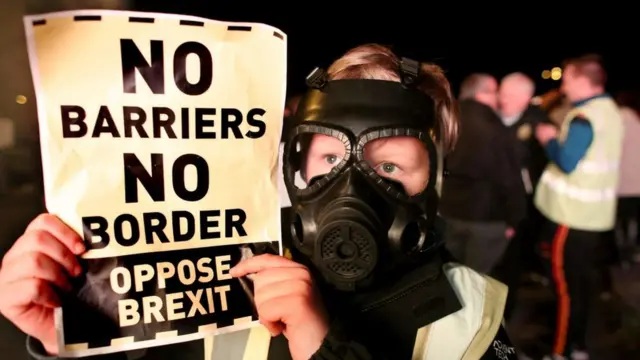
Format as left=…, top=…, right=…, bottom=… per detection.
left=134, top=2, right=638, bottom=98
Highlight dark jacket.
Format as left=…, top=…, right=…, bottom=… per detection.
left=440, top=99, right=526, bottom=228
left=503, top=105, right=552, bottom=191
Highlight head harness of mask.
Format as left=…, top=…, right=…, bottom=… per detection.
left=283, top=58, right=446, bottom=292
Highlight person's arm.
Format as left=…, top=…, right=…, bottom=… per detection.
left=544, top=117, right=593, bottom=173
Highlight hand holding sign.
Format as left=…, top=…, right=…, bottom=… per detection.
left=0, top=214, right=86, bottom=355
left=231, top=254, right=329, bottom=360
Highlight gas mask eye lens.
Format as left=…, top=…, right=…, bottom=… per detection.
left=360, top=134, right=431, bottom=198
left=285, top=130, right=351, bottom=194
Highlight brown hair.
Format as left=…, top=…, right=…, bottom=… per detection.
left=327, top=44, right=459, bottom=153
left=563, top=54, right=607, bottom=87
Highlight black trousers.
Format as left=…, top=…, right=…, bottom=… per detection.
left=539, top=218, right=602, bottom=356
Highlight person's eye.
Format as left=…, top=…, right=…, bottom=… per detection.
left=324, top=155, right=341, bottom=165
left=377, top=162, right=398, bottom=174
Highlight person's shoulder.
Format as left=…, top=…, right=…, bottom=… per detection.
left=458, top=99, right=475, bottom=110
left=442, top=263, right=512, bottom=357
left=457, top=100, right=475, bottom=119
left=442, top=263, right=508, bottom=328
left=459, top=99, right=492, bottom=116
left=442, top=262, right=507, bottom=297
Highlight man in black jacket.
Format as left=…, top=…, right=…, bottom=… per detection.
left=441, top=73, right=526, bottom=275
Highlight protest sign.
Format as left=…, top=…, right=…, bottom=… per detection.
left=24, top=10, right=286, bottom=357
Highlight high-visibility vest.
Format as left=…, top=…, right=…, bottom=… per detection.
left=203, top=263, right=508, bottom=360
left=535, top=95, right=624, bottom=231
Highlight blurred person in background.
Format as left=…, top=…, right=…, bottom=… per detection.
left=494, top=72, right=552, bottom=320
left=535, top=54, right=624, bottom=360
left=441, top=73, right=526, bottom=275
left=614, top=91, right=640, bottom=267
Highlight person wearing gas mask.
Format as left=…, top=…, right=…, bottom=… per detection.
left=1, top=44, right=516, bottom=360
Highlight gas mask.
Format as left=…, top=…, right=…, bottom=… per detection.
left=283, top=58, right=446, bottom=292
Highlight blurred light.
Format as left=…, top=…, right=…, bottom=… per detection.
left=531, top=96, right=542, bottom=105
left=551, top=67, right=562, bottom=73
left=541, top=70, right=551, bottom=79
left=15, top=95, right=27, bottom=104
left=551, top=67, right=562, bottom=81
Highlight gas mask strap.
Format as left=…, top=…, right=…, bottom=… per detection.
left=399, top=57, right=420, bottom=88
left=306, top=67, right=328, bottom=89
left=433, top=127, right=445, bottom=197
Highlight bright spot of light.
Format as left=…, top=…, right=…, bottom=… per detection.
left=551, top=67, right=562, bottom=81
left=541, top=70, right=551, bottom=79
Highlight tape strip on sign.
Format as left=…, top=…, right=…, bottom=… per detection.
left=31, top=14, right=286, bottom=40
left=24, top=9, right=286, bottom=358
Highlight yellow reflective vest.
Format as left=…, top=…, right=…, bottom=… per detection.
left=535, top=94, right=624, bottom=231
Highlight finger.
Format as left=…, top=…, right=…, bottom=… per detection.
left=259, top=320, right=284, bottom=337
left=0, top=278, right=60, bottom=312
left=230, top=254, right=305, bottom=277
left=3, top=230, right=82, bottom=277
left=1, top=253, right=72, bottom=292
left=252, top=268, right=311, bottom=292
left=257, top=295, right=307, bottom=326
left=27, top=214, right=85, bottom=255
left=254, top=280, right=311, bottom=309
